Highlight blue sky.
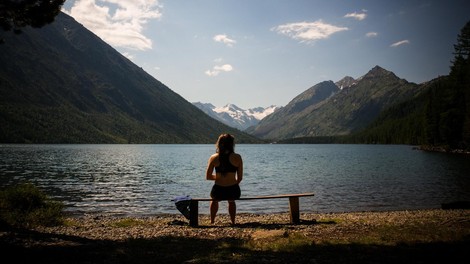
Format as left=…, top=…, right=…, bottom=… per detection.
left=63, top=0, right=470, bottom=109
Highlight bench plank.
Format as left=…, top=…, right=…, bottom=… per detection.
left=188, top=192, right=314, bottom=227
left=191, top=192, right=315, bottom=201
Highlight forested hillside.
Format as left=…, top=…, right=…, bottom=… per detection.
left=0, top=13, right=260, bottom=144
left=350, top=21, right=470, bottom=151
left=283, top=21, right=470, bottom=152
left=249, top=66, right=420, bottom=140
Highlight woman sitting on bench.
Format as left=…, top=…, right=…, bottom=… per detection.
left=205, top=133, right=244, bottom=225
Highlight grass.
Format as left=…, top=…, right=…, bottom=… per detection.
left=246, top=231, right=312, bottom=252
left=0, top=183, right=64, bottom=228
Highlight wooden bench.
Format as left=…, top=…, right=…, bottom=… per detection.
left=188, top=193, right=314, bottom=227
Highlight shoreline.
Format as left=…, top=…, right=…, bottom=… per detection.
left=415, top=145, right=470, bottom=155
left=4, top=209, right=469, bottom=241
left=2, top=209, right=469, bottom=263
left=6, top=209, right=470, bottom=240
left=60, top=202, right=468, bottom=219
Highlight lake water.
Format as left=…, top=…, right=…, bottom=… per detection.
left=0, top=144, right=469, bottom=217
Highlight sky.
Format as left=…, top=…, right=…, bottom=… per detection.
left=62, top=0, right=470, bottom=109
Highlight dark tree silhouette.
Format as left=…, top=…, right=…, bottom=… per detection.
left=424, top=20, right=470, bottom=150
left=453, top=21, right=470, bottom=61
left=0, top=0, right=65, bottom=33
left=450, top=20, right=470, bottom=150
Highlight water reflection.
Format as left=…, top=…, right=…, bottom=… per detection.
left=0, top=144, right=469, bottom=216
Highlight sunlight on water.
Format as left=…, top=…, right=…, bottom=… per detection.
left=0, top=144, right=469, bottom=216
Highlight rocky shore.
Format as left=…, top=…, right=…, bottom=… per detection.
left=1, top=209, right=469, bottom=263
left=415, top=145, right=470, bottom=154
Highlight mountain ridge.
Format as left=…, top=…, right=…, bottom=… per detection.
left=247, top=65, right=421, bottom=140
left=192, top=102, right=280, bottom=131
left=2, top=12, right=466, bottom=149
left=0, top=12, right=261, bottom=143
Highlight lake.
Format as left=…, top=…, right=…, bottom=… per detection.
left=0, top=144, right=469, bottom=216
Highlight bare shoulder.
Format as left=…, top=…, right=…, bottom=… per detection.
left=209, top=153, right=219, bottom=163
left=230, top=153, right=243, bottom=164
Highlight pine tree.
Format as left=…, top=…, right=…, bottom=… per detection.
left=423, top=20, right=470, bottom=150
left=450, top=20, right=470, bottom=150
left=0, top=0, right=65, bottom=33
left=452, top=21, right=470, bottom=62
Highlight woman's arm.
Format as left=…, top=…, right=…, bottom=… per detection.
left=236, top=155, right=243, bottom=184
left=206, top=155, right=216, bottom=181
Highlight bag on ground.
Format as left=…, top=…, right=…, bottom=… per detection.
left=172, top=195, right=191, bottom=220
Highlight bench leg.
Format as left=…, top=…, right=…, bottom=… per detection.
left=189, top=200, right=199, bottom=227
left=289, top=197, right=300, bottom=224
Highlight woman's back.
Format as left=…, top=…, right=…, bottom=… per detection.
left=214, top=153, right=241, bottom=186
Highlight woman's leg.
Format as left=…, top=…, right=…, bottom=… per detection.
left=228, top=200, right=236, bottom=225
left=210, top=201, right=218, bottom=224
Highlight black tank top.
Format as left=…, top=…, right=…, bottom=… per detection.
left=215, top=153, right=238, bottom=173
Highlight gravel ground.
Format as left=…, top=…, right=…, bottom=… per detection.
left=8, top=209, right=470, bottom=244
left=1, top=209, right=469, bottom=263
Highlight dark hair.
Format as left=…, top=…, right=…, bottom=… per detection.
left=216, top=134, right=235, bottom=154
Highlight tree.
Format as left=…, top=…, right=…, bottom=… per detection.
left=451, top=20, right=470, bottom=150
left=453, top=21, right=470, bottom=60
left=426, top=20, right=470, bottom=150
left=449, top=20, right=470, bottom=150
left=0, top=0, right=65, bottom=33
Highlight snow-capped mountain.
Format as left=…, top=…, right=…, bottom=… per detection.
left=335, top=76, right=357, bottom=90
left=192, top=102, right=280, bottom=131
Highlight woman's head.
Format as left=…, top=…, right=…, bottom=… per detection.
left=216, top=134, right=235, bottom=154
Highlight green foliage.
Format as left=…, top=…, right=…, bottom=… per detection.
left=244, top=232, right=312, bottom=252
left=0, top=0, right=65, bottom=33
left=346, top=86, right=428, bottom=145
left=0, top=183, right=64, bottom=228
left=422, top=20, right=470, bottom=150
left=452, top=21, right=470, bottom=62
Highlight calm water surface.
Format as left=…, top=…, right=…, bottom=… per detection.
left=0, top=144, right=469, bottom=216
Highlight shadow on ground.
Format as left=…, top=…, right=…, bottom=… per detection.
left=1, top=223, right=468, bottom=264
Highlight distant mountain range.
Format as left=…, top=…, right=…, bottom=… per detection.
left=192, top=103, right=280, bottom=131
left=1, top=12, right=468, bottom=149
left=193, top=65, right=422, bottom=140
left=0, top=12, right=261, bottom=144
left=246, top=66, right=421, bottom=140
left=193, top=66, right=418, bottom=139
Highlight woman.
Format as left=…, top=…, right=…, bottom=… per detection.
left=206, top=133, right=243, bottom=225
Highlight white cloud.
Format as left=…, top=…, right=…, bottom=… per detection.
left=213, top=34, right=236, bottom=47
left=390, top=40, right=410, bottom=47
left=344, top=11, right=367, bottom=21
left=63, top=0, right=162, bottom=50
left=122, top=52, right=134, bottom=59
left=205, top=64, right=233, bottom=77
left=272, top=20, right=348, bottom=43
left=366, top=32, right=378, bottom=37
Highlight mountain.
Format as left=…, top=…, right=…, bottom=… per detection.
left=192, top=102, right=279, bottom=131
left=248, top=66, right=420, bottom=140
left=0, top=12, right=261, bottom=143
left=245, top=80, right=339, bottom=138
left=335, top=76, right=356, bottom=89
left=349, top=20, right=470, bottom=151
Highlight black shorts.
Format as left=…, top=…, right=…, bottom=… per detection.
left=210, top=184, right=241, bottom=201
